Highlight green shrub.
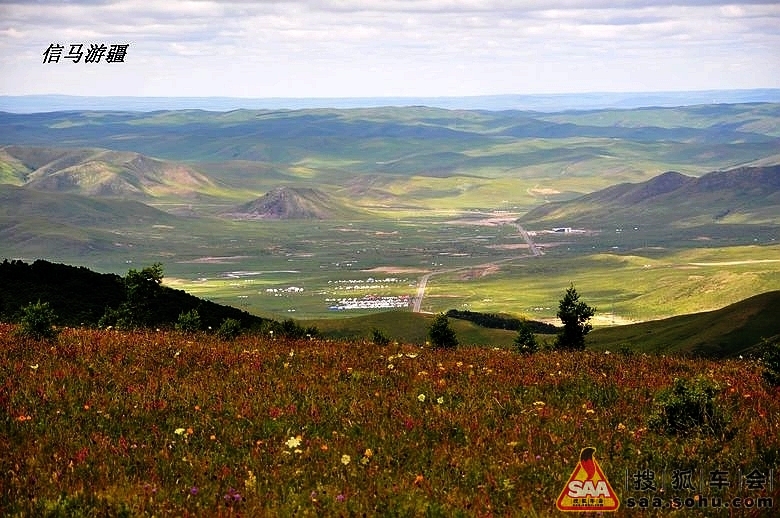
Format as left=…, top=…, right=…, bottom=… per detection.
left=371, top=328, right=391, bottom=346
left=98, top=305, right=134, bottom=330
left=175, top=309, right=201, bottom=333
left=513, top=321, right=538, bottom=354
left=273, top=318, right=319, bottom=340
left=216, top=317, right=242, bottom=340
left=17, top=300, right=59, bottom=341
left=760, top=337, right=780, bottom=386
left=428, top=313, right=458, bottom=349
left=648, top=376, right=727, bottom=435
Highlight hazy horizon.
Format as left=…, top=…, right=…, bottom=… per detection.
left=1, top=1, right=778, bottom=100
left=2, top=88, right=780, bottom=114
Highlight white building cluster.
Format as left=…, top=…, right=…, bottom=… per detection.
left=327, top=295, right=411, bottom=311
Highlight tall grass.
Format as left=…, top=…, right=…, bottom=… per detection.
left=2, top=324, right=777, bottom=516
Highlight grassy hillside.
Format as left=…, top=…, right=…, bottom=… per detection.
left=0, top=145, right=218, bottom=200
left=2, top=105, right=779, bottom=213
left=3, top=256, right=778, bottom=358
left=0, top=259, right=269, bottom=330
left=0, top=184, right=180, bottom=227
left=2, top=326, right=778, bottom=516
left=224, top=186, right=365, bottom=220
left=588, top=290, right=780, bottom=357
left=0, top=184, right=187, bottom=257
left=310, top=311, right=519, bottom=347
left=311, top=290, right=780, bottom=358
left=521, top=165, right=780, bottom=227
left=420, top=243, right=780, bottom=324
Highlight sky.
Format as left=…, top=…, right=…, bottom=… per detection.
left=1, top=0, right=779, bottom=99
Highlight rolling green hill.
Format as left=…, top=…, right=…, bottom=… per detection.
left=309, top=310, right=522, bottom=347
left=0, top=259, right=269, bottom=330
left=587, top=290, right=780, bottom=357
left=303, top=290, right=780, bottom=359
left=0, top=184, right=187, bottom=256
left=0, top=145, right=216, bottom=200
left=520, top=165, right=780, bottom=227
left=223, top=186, right=365, bottom=220
left=0, top=184, right=181, bottom=227
left=2, top=105, right=779, bottom=218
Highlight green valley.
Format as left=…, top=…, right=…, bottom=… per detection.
left=1, top=103, right=779, bottom=338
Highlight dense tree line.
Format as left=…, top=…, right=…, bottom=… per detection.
left=0, top=259, right=125, bottom=326
left=445, top=309, right=558, bottom=334
left=0, top=259, right=318, bottom=338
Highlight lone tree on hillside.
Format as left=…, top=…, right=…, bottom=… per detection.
left=100, top=263, right=165, bottom=329
left=513, top=320, right=539, bottom=354
left=125, top=263, right=164, bottom=318
left=429, top=313, right=458, bottom=349
left=555, top=284, right=596, bottom=350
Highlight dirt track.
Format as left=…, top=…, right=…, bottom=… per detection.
left=411, top=223, right=542, bottom=313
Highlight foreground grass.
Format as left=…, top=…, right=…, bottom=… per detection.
left=2, top=324, right=778, bottom=516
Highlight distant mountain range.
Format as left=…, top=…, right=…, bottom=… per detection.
left=2, top=89, right=780, bottom=113
left=2, top=153, right=778, bottom=259
left=521, top=165, right=780, bottom=227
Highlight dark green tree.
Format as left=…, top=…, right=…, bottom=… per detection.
left=428, top=313, right=458, bottom=349
left=216, top=318, right=243, bottom=340
left=175, top=309, right=201, bottom=333
left=125, top=263, right=164, bottom=325
left=760, top=337, right=780, bottom=386
left=555, top=284, right=596, bottom=350
left=99, top=263, right=164, bottom=329
left=17, top=300, right=59, bottom=341
left=371, top=328, right=391, bottom=346
left=513, top=320, right=538, bottom=354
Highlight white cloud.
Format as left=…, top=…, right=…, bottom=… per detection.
left=0, top=0, right=778, bottom=96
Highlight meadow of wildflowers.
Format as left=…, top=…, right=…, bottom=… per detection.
left=1, top=323, right=778, bottom=516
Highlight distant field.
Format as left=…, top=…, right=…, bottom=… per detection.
left=163, top=215, right=780, bottom=324
left=423, top=242, right=780, bottom=322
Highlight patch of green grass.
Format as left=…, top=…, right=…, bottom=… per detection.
left=421, top=243, right=780, bottom=323
left=587, top=290, right=780, bottom=357
left=309, top=311, right=518, bottom=347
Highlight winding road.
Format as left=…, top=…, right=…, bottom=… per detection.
left=411, top=222, right=542, bottom=313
